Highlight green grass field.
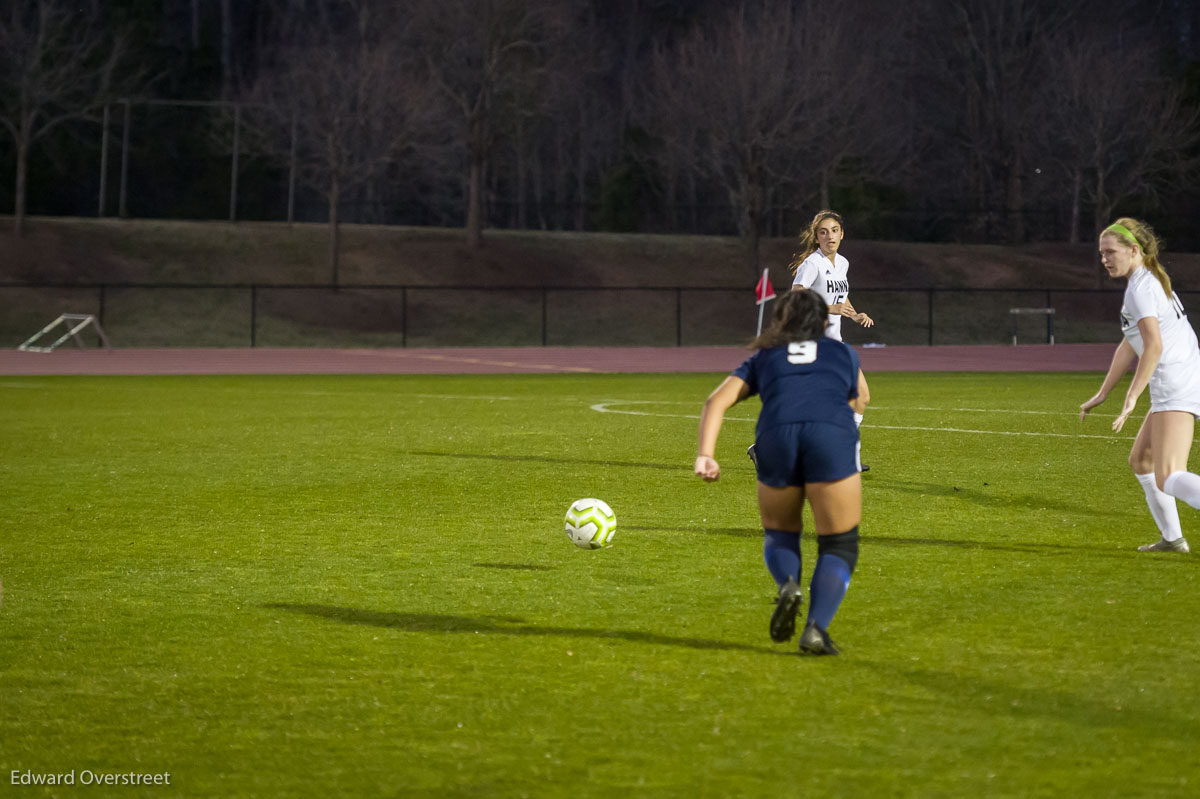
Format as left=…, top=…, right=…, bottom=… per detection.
left=2, top=371, right=1198, bottom=798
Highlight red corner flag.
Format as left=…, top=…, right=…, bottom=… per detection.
left=754, top=269, right=776, bottom=305
left=754, top=268, right=775, bottom=335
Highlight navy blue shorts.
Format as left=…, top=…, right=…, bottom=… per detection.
left=754, top=421, right=860, bottom=486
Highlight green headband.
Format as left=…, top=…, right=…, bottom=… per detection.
left=1104, top=223, right=1141, bottom=250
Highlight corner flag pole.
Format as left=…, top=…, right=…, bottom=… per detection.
left=754, top=268, right=776, bottom=336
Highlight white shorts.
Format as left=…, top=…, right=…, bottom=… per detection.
left=1149, top=356, right=1200, bottom=416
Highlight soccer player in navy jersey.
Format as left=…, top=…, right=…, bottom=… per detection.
left=695, top=289, right=867, bottom=655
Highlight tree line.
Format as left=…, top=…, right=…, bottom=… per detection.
left=3, top=0, right=1200, bottom=281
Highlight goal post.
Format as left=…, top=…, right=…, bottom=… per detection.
left=18, top=314, right=112, bottom=353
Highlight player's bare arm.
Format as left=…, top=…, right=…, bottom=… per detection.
left=1081, top=339, right=1137, bottom=421
left=695, top=376, right=751, bottom=482
left=1113, top=317, right=1163, bottom=433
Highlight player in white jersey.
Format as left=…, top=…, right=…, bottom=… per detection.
left=790, top=211, right=874, bottom=463
left=789, top=213, right=872, bottom=343
left=1081, top=217, right=1200, bottom=552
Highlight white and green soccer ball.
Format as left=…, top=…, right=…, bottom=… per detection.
left=564, top=498, right=616, bottom=549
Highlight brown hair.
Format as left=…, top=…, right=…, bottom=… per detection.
left=1104, top=217, right=1172, bottom=297
left=750, top=288, right=828, bottom=349
left=788, top=210, right=844, bottom=275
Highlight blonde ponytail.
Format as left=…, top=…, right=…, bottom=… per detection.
left=1106, top=217, right=1171, bottom=298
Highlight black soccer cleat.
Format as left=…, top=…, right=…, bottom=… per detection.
left=769, top=578, right=804, bottom=643
left=798, top=622, right=839, bottom=656
left=860, top=463, right=870, bottom=473
left=747, top=443, right=758, bottom=469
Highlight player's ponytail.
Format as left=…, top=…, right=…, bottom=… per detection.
left=751, top=288, right=828, bottom=349
left=1106, top=217, right=1172, bottom=298
left=788, top=210, right=843, bottom=275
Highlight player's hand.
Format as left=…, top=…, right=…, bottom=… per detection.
left=1112, top=394, right=1138, bottom=433
left=1079, top=392, right=1106, bottom=422
left=834, top=301, right=857, bottom=317
left=855, top=313, right=874, bottom=328
left=694, top=455, right=720, bottom=482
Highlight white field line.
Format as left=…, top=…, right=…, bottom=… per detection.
left=413, top=394, right=518, bottom=401
left=593, top=399, right=1095, bottom=417
left=280, top=391, right=521, bottom=399
left=589, top=401, right=1130, bottom=441
left=869, top=405, right=1076, bottom=416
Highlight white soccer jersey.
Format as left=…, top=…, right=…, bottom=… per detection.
left=1121, top=266, right=1200, bottom=414
left=792, top=250, right=851, bottom=340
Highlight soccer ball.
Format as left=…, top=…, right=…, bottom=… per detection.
left=564, top=498, right=616, bottom=549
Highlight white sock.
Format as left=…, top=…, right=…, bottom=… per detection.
left=1136, top=473, right=1183, bottom=541
left=853, top=412, right=864, bottom=427
left=1163, top=470, right=1200, bottom=513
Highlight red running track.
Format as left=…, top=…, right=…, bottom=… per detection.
left=0, top=344, right=1116, bottom=376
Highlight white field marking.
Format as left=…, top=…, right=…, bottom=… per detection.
left=591, top=399, right=1100, bottom=418
left=862, top=423, right=1124, bottom=440
left=868, top=405, right=1076, bottom=416
left=414, top=394, right=518, bottom=401
left=407, top=352, right=594, bottom=372
left=0, top=382, right=52, bottom=389
left=274, top=390, right=521, bottom=400
left=588, top=401, right=1129, bottom=441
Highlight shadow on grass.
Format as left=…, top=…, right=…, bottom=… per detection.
left=472, top=563, right=555, bottom=571
left=635, top=524, right=1197, bottom=563
left=263, top=602, right=783, bottom=655
left=866, top=534, right=1199, bottom=563
left=624, top=524, right=759, bottom=538
left=871, top=479, right=1126, bottom=517
left=854, top=659, right=1197, bottom=742
left=403, top=449, right=686, bottom=472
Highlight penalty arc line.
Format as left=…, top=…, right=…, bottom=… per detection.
left=588, top=402, right=1129, bottom=441
left=590, top=399, right=1109, bottom=418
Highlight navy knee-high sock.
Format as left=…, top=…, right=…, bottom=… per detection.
left=763, top=529, right=801, bottom=588
left=807, top=528, right=859, bottom=630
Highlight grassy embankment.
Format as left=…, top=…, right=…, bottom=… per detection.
left=3, top=216, right=1197, bottom=347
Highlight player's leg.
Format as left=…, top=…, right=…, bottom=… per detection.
left=757, top=482, right=807, bottom=641
left=853, top=370, right=870, bottom=428
left=799, top=474, right=861, bottom=655
left=853, top=370, right=871, bottom=472
left=758, top=482, right=806, bottom=583
left=1154, top=411, right=1198, bottom=552
left=1128, top=414, right=1185, bottom=550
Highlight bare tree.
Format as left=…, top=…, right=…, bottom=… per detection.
left=0, top=0, right=136, bottom=235
left=220, top=0, right=234, bottom=98
left=913, top=0, right=1071, bottom=243
left=409, top=0, right=568, bottom=248
left=643, top=0, right=858, bottom=275
left=1043, top=30, right=1200, bottom=252
left=539, top=3, right=620, bottom=232
left=802, top=2, right=912, bottom=212
left=246, top=1, right=440, bottom=284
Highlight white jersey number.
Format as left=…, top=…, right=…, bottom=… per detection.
left=787, top=341, right=818, bottom=364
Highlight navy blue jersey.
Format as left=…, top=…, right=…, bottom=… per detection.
left=732, top=338, right=860, bottom=437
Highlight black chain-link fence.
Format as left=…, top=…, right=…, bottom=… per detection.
left=7, top=283, right=1195, bottom=350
